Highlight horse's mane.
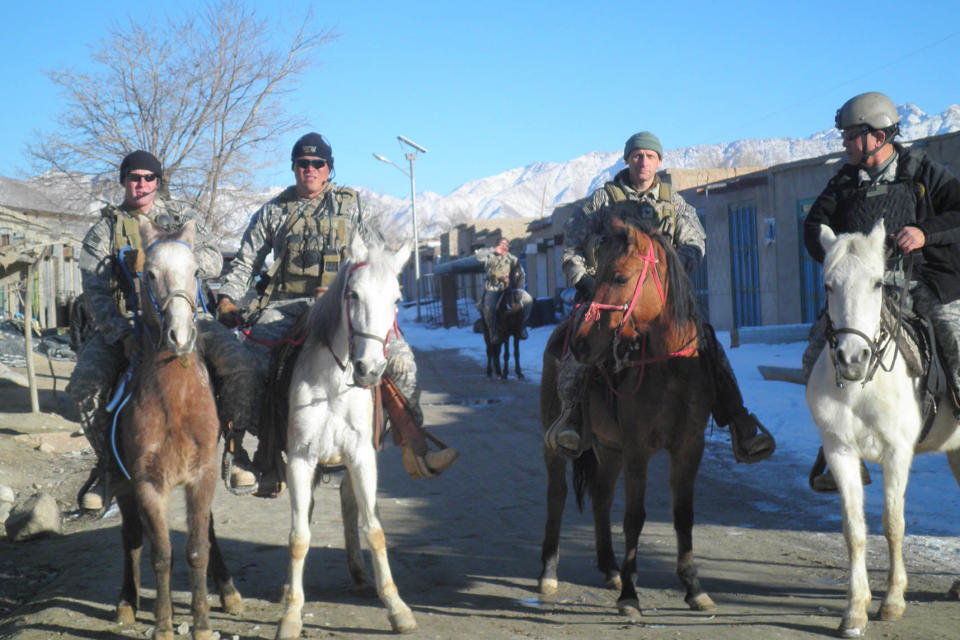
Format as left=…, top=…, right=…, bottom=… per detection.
left=598, top=213, right=702, bottom=332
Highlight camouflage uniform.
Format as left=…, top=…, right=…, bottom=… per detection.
left=474, top=248, right=529, bottom=338
left=802, top=144, right=960, bottom=396
left=67, top=199, right=261, bottom=464
left=218, top=182, right=423, bottom=424
left=552, top=169, right=765, bottom=451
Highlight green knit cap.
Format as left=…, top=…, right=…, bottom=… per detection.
left=623, top=131, right=663, bottom=160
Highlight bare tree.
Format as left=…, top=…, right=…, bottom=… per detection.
left=29, top=0, right=334, bottom=236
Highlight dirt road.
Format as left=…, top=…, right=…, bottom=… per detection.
left=1, top=346, right=959, bottom=639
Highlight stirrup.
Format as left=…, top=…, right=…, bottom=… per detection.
left=401, top=446, right=458, bottom=480
left=809, top=447, right=872, bottom=493
left=544, top=408, right=581, bottom=459
left=221, top=448, right=257, bottom=496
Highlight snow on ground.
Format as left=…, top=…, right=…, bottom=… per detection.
left=399, top=304, right=960, bottom=546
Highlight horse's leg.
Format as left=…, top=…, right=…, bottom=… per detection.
left=616, top=452, right=649, bottom=618
left=514, top=334, right=523, bottom=379
left=947, top=449, right=960, bottom=598
left=116, top=491, right=142, bottom=626
left=592, top=446, right=623, bottom=590
left=184, top=478, right=215, bottom=640
left=501, top=337, right=509, bottom=380
left=669, top=444, right=714, bottom=611
left=340, top=471, right=372, bottom=590
left=276, top=453, right=315, bottom=640
left=827, top=446, right=871, bottom=637
left=878, top=451, right=912, bottom=622
left=207, top=515, right=244, bottom=615
left=538, top=449, right=567, bottom=595
left=348, top=449, right=417, bottom=633
left=485, top=339, right=493, bottom=378
left=137, top=485, right=175, bottom=640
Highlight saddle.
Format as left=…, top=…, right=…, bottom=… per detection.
left=878, top=288, right=954, bottom=441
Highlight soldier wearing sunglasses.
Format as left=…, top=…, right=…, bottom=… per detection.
left=69, top=150, right=262, bottom=511
left=216, top=133, right=458, bottom=496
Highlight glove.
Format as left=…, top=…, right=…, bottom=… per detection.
left=120, top=332, right=139, bottom=361
left=676, top=246, right=702, bottom=275
left=216, top=296, right=241, bottom=328
left=574, top=275, right=596, bottom=301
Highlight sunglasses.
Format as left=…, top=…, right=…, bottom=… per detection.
left=126, top=173, right=158, bottom=183
left=294, top=158, right=328, bottom=170
left=841, top=127, right=868, bottom=142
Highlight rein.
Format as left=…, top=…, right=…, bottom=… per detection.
left=581, top=240, right=665, bottom=338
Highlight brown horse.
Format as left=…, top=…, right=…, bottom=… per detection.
left=113, top=220, right=242, bottom=640
left=538, top=211, right=715, bottom=617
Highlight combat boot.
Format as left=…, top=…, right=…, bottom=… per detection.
left=728, top=409, right=776, bottom=463
left=383, top=376, right=458, bottom=480
left=809, top=447, right=872, bottom=493
left=544, top=403, right=582, bottom=458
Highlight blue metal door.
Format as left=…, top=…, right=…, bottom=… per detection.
left=797, top=198, right=824, bottom=322
left=728, top=201, right=761, bottom=327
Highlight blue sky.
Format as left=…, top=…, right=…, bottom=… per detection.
left=2, top=0, right=959, bottom=199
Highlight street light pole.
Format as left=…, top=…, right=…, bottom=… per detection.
left=372, top=135, right=428, bottom=321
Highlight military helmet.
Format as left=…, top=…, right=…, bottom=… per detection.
left=835, top=92, right=900, bottom=131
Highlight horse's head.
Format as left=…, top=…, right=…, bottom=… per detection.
left=570, top=216, right=672, bottom=365
left=820, top=221, right=888, bottom=383
left=137, top=218, right=200, bottom=357
left=504, top=261, right=526, bottom=312
left=341, top=231, right=411, bottom=388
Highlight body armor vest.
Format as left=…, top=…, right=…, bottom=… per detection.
left=604, top=179, right=677, bottom=239
left=276, top=188, right=356, bottom=298
left=833, top=178, right=920, bottom=237
left=105, top=206, right=147, bottom=314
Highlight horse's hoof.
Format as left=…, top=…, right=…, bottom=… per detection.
left=221, top=589, right=244, bottom=615
left=838, top=617, right=866, bottom=638
left=275, top=617, right=302, bottom=640
left=686, top=592, right=716, bottom=611
left=153, top=630, right=175, bottom=640
left=538, top=577, right=559, bottom=596
left=517, top=372, right=525, bottom=379
left=617, top=598, right=642, bottom=619
left=388, top=608, right=418, bottom=633
left=878, top=602, right=904, bottom=621
left=115, top=604, right=136, bottom=625
left=949, top=579, right=960, bottom=599
left=350, top=581, right=378, bottom=598
left=603, top=571, right=622, bottom=591
left=192, top=630, right=213, bottom=640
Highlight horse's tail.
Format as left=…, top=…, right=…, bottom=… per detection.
left=572, top=450, right=597, bottom=512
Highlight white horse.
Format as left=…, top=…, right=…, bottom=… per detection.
left=806, top=220, right=960, bottom=637
left=275, top=233, right=416, bottom=639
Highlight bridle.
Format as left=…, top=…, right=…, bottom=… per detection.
left=326, top=261, right=400, bottom=378
left=565, top=234, right=697, bottom=398
left=119, top=240, right=204, bottom=353
left=823, top=254, right=910, bottom=388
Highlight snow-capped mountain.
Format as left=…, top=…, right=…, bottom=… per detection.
left=367, top=103, right=960, bottom=238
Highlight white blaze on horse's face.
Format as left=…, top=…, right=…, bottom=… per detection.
left=820, top=222, right=887, bottom=382
left=140, top=220, right=200, bottom=357
left=345, top=240, right=410, bottom=388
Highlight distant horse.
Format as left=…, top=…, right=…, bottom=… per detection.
left=483, top=261, right=532, bottom=379
left=275, top=233, right=416, bottom=639
left=113, top=219, right=242, bottom=640
left=806, top=221, right=960, bottom=638
left=538, top=212, right=715, bottom=617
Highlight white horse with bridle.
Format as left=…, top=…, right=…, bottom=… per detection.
left=806, top=220, right=960, bottom=637
left=275, top=232, right=416, bottom=639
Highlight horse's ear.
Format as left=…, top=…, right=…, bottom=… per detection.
left=138, top=215, right=160, bottom=248
left=819, top=224, right=838, bottom=254
left=346, top=229, right=368, bottom=263
left=176, top=220, right=197, bottom=249
left=391, top=243, right=412, bottom=275
left=867, top=219, right=886, bottom=250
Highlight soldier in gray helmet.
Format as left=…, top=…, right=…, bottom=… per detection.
left=474, top=237, right=531, bottom=341
left=216, top=132, right=458, bottom=494
left=803, top=91, right=960, bottom=492
left=68, top=150, right=263, bottom=511
left=543, top=131, right=776, bottom=463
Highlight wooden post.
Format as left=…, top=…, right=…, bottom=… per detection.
left=24, top=259, right=40, bottom=413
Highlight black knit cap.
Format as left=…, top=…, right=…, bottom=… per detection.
left=291, top=132, right=333, bottom=164
left=119, top=150, right=162, bottom=183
